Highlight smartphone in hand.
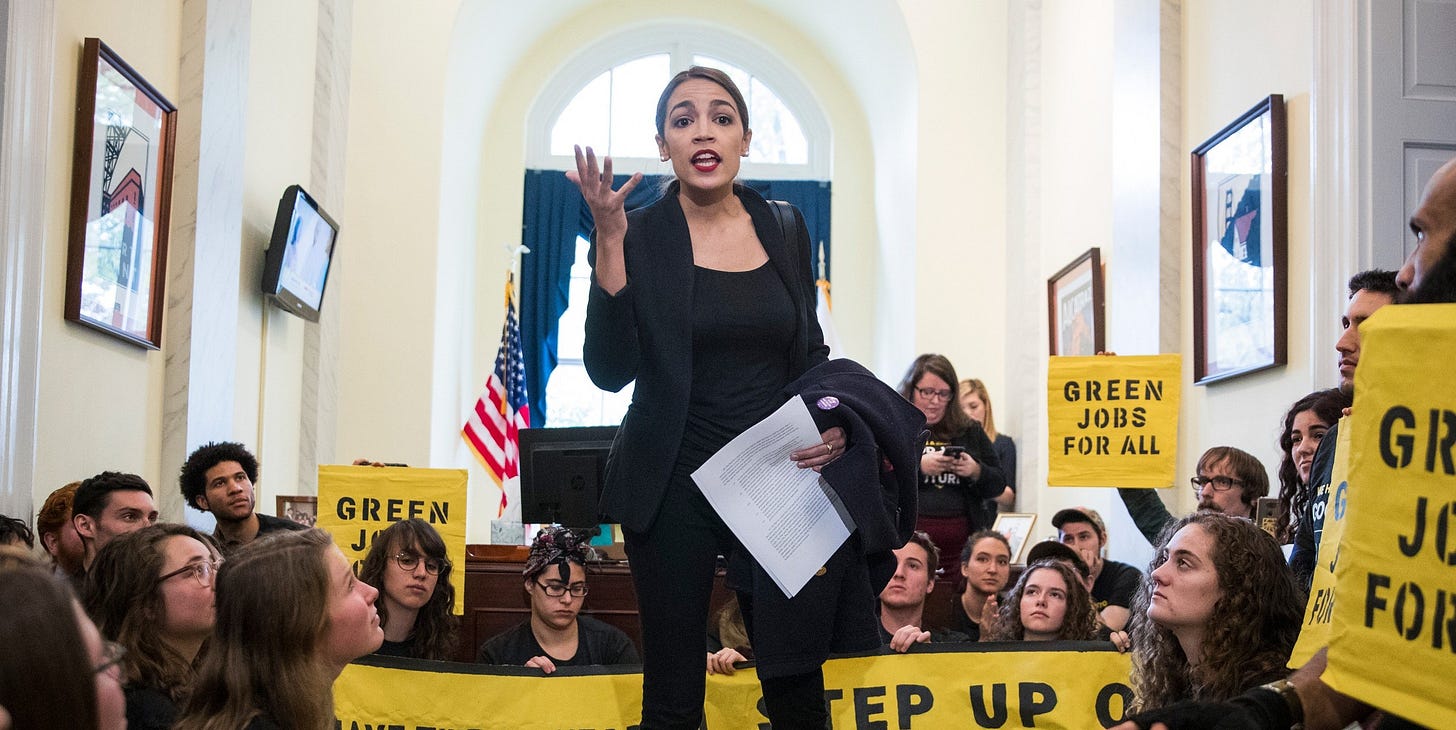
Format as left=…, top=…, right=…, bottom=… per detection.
left=941, top=446, right=966, bottom=459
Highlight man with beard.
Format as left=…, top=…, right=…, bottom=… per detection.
left=1113, top=157, right=1456, bottom=730
left=1116, top=446, right=1269, bottom=545
left=179, top=441, right=304, bottom=552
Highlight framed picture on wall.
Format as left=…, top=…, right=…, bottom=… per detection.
left=1191, top=94, right=1287, bottom=384
left=992, top=512, right=1038, bottom=564
left=1047, top=248, right=1105, bottom=356
left=276, top=496, right=318, bottom=527
left=64, top=37, right=178, bottom=349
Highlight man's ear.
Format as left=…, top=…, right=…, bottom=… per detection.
left=41, top=530, right=59, bottom=554
left=73, top=513, right=96, bottom=541
left=193, top=493, right=210, bottom=511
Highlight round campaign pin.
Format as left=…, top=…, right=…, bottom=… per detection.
left=816, top=396, right=840, bottom=410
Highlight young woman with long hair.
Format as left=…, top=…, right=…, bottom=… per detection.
left=84, top=524, right=221, bottom=728
left=0, top=549, right=126, bottom=730
left=174, top=529, right=382, bottom=730
left=987, top=559, right=1100, bottom=642
left=898, top=354, right=1006, bottom=559
left=1274, top=388, right=1348, bottom=543
left=358, top=518, right=458, bottom=660
left=959, top=378, right=1017, bottom=512
left=1127, top=513, right=1302, bottom=712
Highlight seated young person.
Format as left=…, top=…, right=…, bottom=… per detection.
left=84, top=524, right=222, bottom=729
left=706, top=594, right=751, bottom=676
left=1127, top=512, right=1301, bottom=712
left=948, top=530, right=1012, bottom=641
left=358, top=518, right=458, bottom=660
left=880, top=531, right=968, bottom=652
left=986, top=559, right=1100, bottom=642
left=174, top=529, right=384, bottom=730
left=476, top=526, right=639, bottom=673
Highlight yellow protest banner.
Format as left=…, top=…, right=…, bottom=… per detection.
left=1289, top=416, right=1351, bottom=666
left=1325, top=304, right=1456, bottom=728
left=333, top=645, right=1133, bottom=730
left=1047, top=355, right=1181, bottom=486
left=317, top=465, right=468, bottom=615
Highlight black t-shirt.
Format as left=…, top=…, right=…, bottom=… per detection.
left=124, top=685, right=178, bottom=730
left=1091, top=560, right=1142, bottom=610
left=475, top=616, right=640, bottom=667
left=373, top=638, right=417, bottom=659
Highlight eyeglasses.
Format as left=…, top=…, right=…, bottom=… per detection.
left=393, top=552, right=447, bottom=575
left=534, top=580, right=588, bottom=598
left=94, top=640, right=127, bottom=675
left=914, top=387, right=953, bottom=402
left=158, top=558, right=223, bottom=588
left=1190, top=475, right=1244, bottom=493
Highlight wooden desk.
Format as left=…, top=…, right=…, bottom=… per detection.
left=458, top=550, right=732, bottom=663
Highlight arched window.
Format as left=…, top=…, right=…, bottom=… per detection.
left=524, top=30, right=831, bottom=428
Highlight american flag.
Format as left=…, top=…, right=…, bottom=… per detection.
left=463, top=274, right=531, bottom=517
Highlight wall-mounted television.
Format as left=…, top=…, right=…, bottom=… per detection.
left=518, top=426, right=616, bottom=529
left=261, top=185, right=339, bottom=322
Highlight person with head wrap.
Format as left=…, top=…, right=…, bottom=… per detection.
left=475, top=526, right=639, bottom=673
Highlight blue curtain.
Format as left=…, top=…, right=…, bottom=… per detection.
left=519, top=170, right=832, bottom=426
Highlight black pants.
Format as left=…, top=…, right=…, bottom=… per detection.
left=624, top=479, right=878, bottom=729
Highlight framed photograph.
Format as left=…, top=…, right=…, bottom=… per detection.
left=64, top=38, right=178, bottom=349
left=276, top=495, right=318, bottom=527
left=1047, top=248, right=1105, bottom=356
left=992, top=512, right=1038, bottom=564
left=1191, top=94, right=1287, bottom=384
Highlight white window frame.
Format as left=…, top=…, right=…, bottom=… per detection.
left=524, top=23, right=831, bottom=181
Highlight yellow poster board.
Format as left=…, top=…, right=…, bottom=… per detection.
left=334, top=646, right=1133, bottom=730
left=1289, top=416, right=1351, bottom=666
left=1047, top=355, right=1181, bottom=487
left=1325, top=304, right=1456, bottom=728
left=317, top=465, right=468, bottom=615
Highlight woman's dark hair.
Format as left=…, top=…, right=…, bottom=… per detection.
left=83, top=523, right=219, bottom=701
left=1128, top=513, right=1302, bottom=711
left=897, top=353, right=973, bottom=440
left=959, top=529, right=1011, bottom=565
left=0, top=514, right=33, bottom=549
left=1275, top=388, right=1349, bottom=542
left=0, top=556, right=99, bottom=728
left=654, top=65, right=750, bottom=139
left=358, top=519, right=458, bottom=661
left=988, top=559, right=1099, bottom=642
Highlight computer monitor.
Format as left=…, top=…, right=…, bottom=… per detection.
left=518, top=426, right=616, bottom=530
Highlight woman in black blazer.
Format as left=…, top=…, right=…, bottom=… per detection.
left=569, top=66, right=866, bottom=729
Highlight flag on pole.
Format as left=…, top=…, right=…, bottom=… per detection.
left=463, top=274, right=531, bottom=518
left=815, top=242, right=843, bottom=358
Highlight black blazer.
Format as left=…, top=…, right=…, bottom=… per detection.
left=584, top=181, right=828, bottom=534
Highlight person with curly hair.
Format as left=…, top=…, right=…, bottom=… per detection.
left=1274, top=389, right=1348, bottom=543
left=357, top=518, right=458, bottom=661
left=476, top=525, right=638, bottom=673
left=179, top=442, right=304, bottom=553
left=83, top=524, right=222, bottom=729
left=1126, top=512, right=1301, bottom=713
left=987, top=559, right=1100, bottom=642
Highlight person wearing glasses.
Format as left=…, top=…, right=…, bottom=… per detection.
left=357, top=518, right=458, bottom=660
left=1116, top=446, right=1269, bottom=547
left=476, top=526, right=638, bottom=674
left=897, top=354, right=1006, bottom=559
left=83, top=523, right=222, bottom=729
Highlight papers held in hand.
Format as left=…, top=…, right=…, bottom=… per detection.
left=692, top=398, right=854, bottom=597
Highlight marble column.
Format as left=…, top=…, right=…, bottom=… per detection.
left=297, top=0, right=351, bottom=494
left=1005, top=0, right=1042, bottom=516
left=161, top=0, right=251, bottom=524
left=0, top=0, right=54, bottom=519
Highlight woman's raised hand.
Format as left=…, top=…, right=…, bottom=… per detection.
left=565, top=145, right=642, bottom=240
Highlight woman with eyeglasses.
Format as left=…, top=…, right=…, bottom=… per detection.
left=83, top=524, right=221, bottom=729
left=357, top=518, right=458, bottom=660
left=175, top=528, right=383, bottom=730
left=0, top=547, right=127, bottom=730
left=476, top=526, right=638, bottom=674
left=897, top=354, right=1006, bottom=558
